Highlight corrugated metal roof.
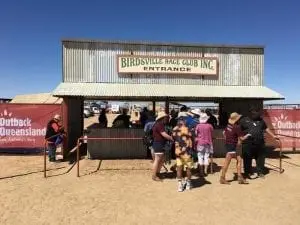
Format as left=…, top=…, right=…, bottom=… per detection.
left=62, top=39, right=264, bottom=49
left=52, top=83, right=284, bottom=100
left=11, top=93, right=63, bottom=104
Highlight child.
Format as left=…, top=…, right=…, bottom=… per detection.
left=173, top=118, right=193, bottom=192
left=220, top=112, right=250, bottom=184
left=195, top=113, right=213, bottom=177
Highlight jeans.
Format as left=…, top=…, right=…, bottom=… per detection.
left=242, top=143, right=266, bottom=175
left=47, top=143, right=56, bottom=161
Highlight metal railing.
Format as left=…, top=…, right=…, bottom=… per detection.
left=72, top=136, right=285, bottom=177
left=42, top=134, right=286, bottom=178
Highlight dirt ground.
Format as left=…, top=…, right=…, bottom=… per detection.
left=1, top=153, right=300, bottom=225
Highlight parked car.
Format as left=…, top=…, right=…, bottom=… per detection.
left=111, top=105, right=120, bottom=114
left=91, top=106, right=100, bottom=114
left=83, top=108, right=93, bottom=118
left=90, top=103, right=100, bottom=108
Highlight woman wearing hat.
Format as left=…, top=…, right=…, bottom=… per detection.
left=220, top=112, right=250, bottom=184
left=151, top=112, right=174, bottom=181
left=195, top=112, right=214, bottom=177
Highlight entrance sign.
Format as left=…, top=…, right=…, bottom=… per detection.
left=117, top=55, right=218, bottom=75
left=0, top=104, right=62, bottom=149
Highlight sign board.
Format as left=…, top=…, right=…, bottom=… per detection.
left=263, top=109, right=300, bottom=149
left=0, top=104, right=62, bottom=149
left=117, top=55, right=218, bottom=75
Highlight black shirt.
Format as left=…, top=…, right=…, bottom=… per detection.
left=112, top=114, right=130, bottom=128
left=239, top=116, right=267, bottom=145
left=207, top=115, right=218, bottom=129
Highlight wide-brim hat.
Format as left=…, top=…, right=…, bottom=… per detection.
left=228, top=112, right=242, bottom=124
left=191, top=108, right=202, bottom=116
left=177, top=111, right=189, bottom=118
left=199, top=113, right=210, bottom=123
left=156, top=112, right=169, bottom=121
left=54, top=114, right=61, bottom=121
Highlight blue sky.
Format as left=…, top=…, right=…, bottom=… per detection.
left=0, top=0, right=299, bottom=103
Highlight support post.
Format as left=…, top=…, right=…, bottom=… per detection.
left=279, top=139, right=283, bottom=174
left=62, top=98, right=68, bottom=159
left=77, top=140, right=80, bottom=177
left=44, top=142, right=47, bottom=178
left=152, top=101, right=156, bottom=113
left=165, top=98, right=169, bottom=114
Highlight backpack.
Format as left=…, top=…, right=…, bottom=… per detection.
left=143, top=122, right=155, bottom=147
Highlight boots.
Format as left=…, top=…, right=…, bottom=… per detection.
left=238, top=176, right=249, bottom=184
left=220, top=176, right=230, bottom=185
left=199, top=165, right=206, bottom=177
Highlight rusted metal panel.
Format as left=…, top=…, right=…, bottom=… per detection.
left=87, top=128, right=147, bottom=159
left=63, top=41, right=264, bottom=86
left=86, top=128, right=227, bottom=158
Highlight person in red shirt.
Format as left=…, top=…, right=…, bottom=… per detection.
left=151, top=112, right=174, bottom=181
left=45, top=114, right=65, bottom=162
left=220, top=112, right=250, bottom=184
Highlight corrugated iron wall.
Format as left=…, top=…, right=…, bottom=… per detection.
left=63, top=41, right=263, bottom=86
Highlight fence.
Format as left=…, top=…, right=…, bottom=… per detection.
left=61, top=136, right=284, bottom=178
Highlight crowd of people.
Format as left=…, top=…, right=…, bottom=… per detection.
left=44, top=105, right=279, bottom=193
left=143, top=106, right=279, bottom=192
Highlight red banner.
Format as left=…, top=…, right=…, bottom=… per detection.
left=263, top=109, right=300, bottom=149
left=0, top=104, right=62, bottom=149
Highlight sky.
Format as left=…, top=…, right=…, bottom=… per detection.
left=0, top=0, right=299, bottom=103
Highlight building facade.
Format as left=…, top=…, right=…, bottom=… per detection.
left=53, top=39, right=283, bottom=155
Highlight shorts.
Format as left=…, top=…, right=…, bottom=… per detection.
left=225, top=144, right=241, bottom=156
left=176, top=156, right=193, bottom=169
left=196, top=144, right=212, bottom=166
left=149, top=146, right=155, bottom=155
left=225, top=144, right=236, bottom=153
left=197, top=144, right=213, bottom=154
left=152, top=141, right=166, bottom=154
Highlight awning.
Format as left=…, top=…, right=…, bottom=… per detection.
left=52, top=82, right=284, bottom=101
left=11, top=93, right=63, bottom=104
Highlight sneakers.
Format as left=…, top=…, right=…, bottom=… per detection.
left=244, top=173, right=258, bottom=180
left=177, top=179, right=192, bottom=192
left=178, top=181, right=184, bottom=192
left=185, top=180, right=192, bottom=190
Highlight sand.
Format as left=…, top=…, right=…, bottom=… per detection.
left=1, top=153, right=300, bottom=225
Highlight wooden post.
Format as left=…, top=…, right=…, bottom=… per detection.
left=152, top=101, right=156, bottom=113
left=77, top=141, right=80, bottom=177
left=165, top=98, right=169, bottom=114
left=62, top=98, right=68, bottom=159
left=44, top=143, right=47, bottom=178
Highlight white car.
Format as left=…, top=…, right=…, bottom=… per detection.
left=83, top=108, right=93, bottom=118
left=91, top=107, right=100, bottom=114
left=111, top=105, right=120, bottom=114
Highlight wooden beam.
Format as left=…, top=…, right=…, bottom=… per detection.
left=165, top=98, right=170, bottom=114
